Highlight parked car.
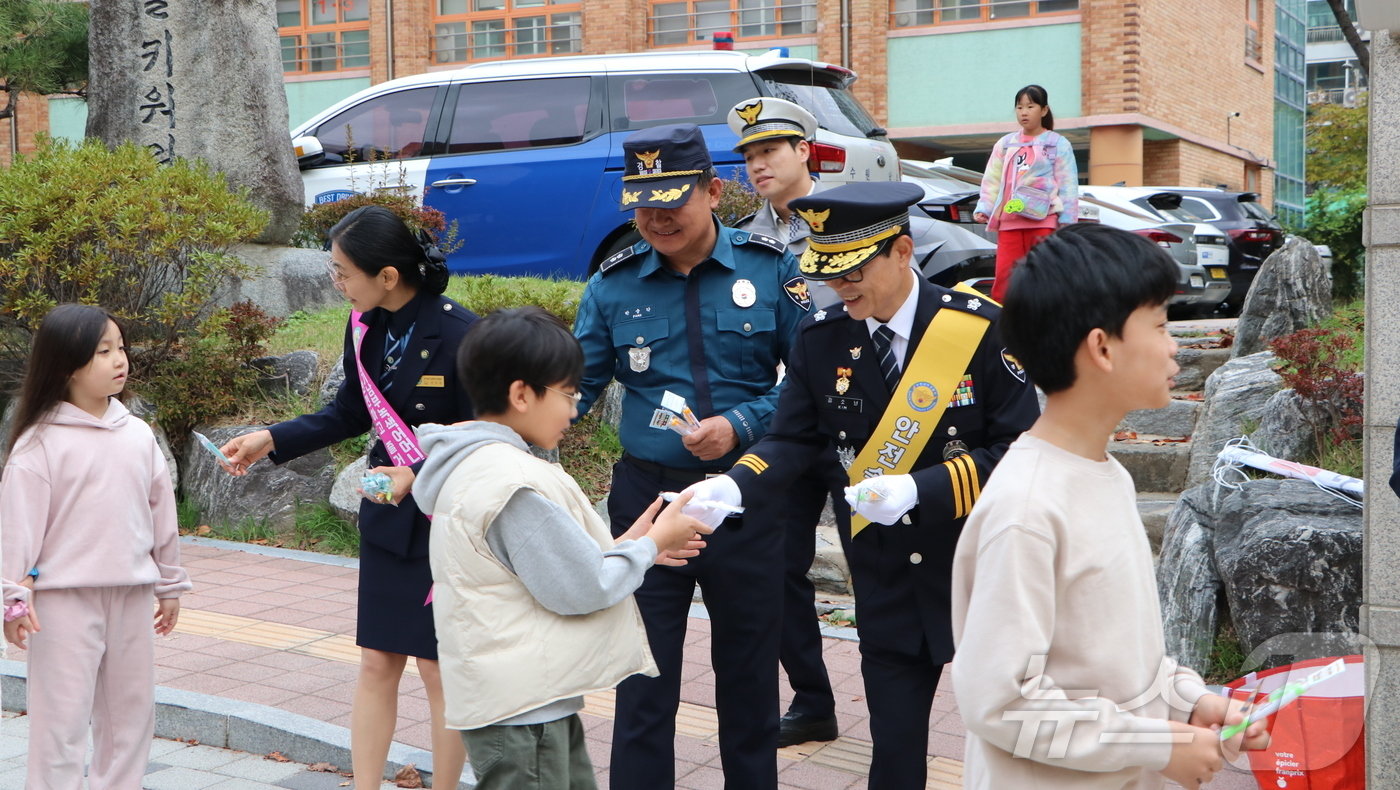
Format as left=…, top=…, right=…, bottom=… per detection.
left=1076, top=192, right=1227, bottom=316
left=897, top=160, right=995, bottom=282
left=1150, top=188, right=1285, bottom=312
left=290, top=50, right=899, bottom=278
left=1079, top=186, right=1233, bottom=315
left=900, top=160, right=988, bottom=239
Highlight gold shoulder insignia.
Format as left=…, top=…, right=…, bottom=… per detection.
left=635, top=149, right=661, bottom=168
left=796, top=208, right=830, bottom=233
left=736, top=101, right=763, bottom=126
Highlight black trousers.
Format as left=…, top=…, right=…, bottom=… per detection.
left=859, top=638, right=944, bottom=790
left=779, top=470, right=837, bottom=719
left=606, top=457, right=781, bottom=790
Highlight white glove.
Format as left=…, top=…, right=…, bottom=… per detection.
left=844, top=474, right=918, bottom=525
left=674, top=475, right=743, bottom=530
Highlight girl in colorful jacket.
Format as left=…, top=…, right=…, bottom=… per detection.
left=974, top=84, right=1079, bottom=302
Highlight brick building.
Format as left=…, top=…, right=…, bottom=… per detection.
left=7, top=0, right=1282, bottom=206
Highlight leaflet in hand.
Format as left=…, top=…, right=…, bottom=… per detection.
left=660, top=391, right=702, bottom=435
left=192, top=431, right=232, bottom=464
left=661, top=491, right=744, bottom=515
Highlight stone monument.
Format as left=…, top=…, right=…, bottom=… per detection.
left=84, top=0, right=302, bottom=244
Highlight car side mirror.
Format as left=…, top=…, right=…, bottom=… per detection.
left=293, top=135, right=326, bottom=169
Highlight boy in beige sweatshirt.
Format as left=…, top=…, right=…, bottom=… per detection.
left=950, top=224, right=1269, bottom=790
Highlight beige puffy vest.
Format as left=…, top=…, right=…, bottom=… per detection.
left=428, top=440, right=658, bottom=729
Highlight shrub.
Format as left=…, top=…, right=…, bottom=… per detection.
left=0, top=136, right=266, bottom=380
left=291, top=190, right=462, bottom=254
left=142, top=300, right=282, bottom=436
left=1303, top=187, right=1366, bottom=302
left=716, top=176, right=763, bottom=227
left=1268, top=305, right=1364, bottom=451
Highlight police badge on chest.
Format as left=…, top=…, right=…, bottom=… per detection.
left=629, top=346, right=651, bottom=372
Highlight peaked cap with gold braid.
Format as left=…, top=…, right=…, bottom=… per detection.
left=617, top=123, right=713, bottom=211
left=788, top=181, right=927, bottom=280
left=725, top=97, right=818, bottom=153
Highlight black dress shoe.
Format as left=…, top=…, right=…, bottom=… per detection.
left=777, top=711, right=839, bottom=747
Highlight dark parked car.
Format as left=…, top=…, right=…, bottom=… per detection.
left=1161, top=189, right=1284, bottom=312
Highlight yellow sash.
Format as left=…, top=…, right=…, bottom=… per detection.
left=849, top=285, right=991, bottom=536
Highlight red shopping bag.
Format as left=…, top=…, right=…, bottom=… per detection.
left=1225, top=655, right=1365, bottom=790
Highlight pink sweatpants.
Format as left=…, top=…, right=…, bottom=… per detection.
left=26, top=585, right=155, bottom=790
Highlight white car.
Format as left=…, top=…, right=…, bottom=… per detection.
left=290, top=49, right=899, bottom=278
left=1079, top=185, right=1233, bottom=315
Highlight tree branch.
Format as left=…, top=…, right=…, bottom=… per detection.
left=1325, top=0, right=1370, bottom=78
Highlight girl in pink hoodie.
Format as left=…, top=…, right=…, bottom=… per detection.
left=1, top=304, right=191, bottom=790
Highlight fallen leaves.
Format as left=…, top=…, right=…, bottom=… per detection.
left=308, top=762, right=339, bottom=772
left=1113, top=430, right=1138, bottom=441
left=394, top=763, right=425, bottom=788
left=266, top=751, right=291, bottom=762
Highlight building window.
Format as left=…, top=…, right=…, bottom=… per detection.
left=434, top=0, right=582, bottom=63
left=649, top=0, right=816, bottom=46
left=889, top=0, right=1077, bottom=29
left=1245, top=0, right=1263, bottom=61
left=279, top=0, right=371, bottom=74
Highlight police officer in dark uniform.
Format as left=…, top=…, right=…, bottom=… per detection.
left=221, top=206, right=477, bottom=787
left=573, top=123, right=811, bottom=788
left=680, top=182, right=1039, bottom=789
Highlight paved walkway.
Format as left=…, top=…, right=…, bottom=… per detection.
left=0, top=538, right=1260, bottom=789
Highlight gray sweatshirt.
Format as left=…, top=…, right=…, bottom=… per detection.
left=415, top=420, right=657, bottom=726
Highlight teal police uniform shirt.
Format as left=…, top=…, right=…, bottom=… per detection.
left=574, top=222, right=813, bottom=470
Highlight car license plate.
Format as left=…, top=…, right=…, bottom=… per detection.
left=1190, top=275, right=1204, bottom=289
left=1207, top=267, right=1228, bottom=280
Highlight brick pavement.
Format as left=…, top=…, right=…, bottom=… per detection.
left=0, top=538, right=1261, bottom=789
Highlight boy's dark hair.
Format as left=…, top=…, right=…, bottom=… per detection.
left=457, top=306, right=584, bottom=414
left=999, top=223, right=1177, bottom=394
left=1015, top=84, right=1054, bottom=130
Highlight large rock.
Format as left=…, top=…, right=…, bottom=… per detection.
left=1170, top=347, right=1231, bottom=393
left=1108, top=441, right=1190, bottom=493
left=1185, top=351, right=1282, bottom=486
left=1157, top=484, right=1226, bottom=671
left=329, top=455, right=369, bottom=525
left=1247, top=388, right=1320, bottom=462
left=1119, top=398, right=1200, bottom=438
left=128, top=396, right=179, bottom=492
left=85, top=0, right=302, bottom=243
left=1214, top=479, right=1362, bottom=666
left=219, top=245, right=345, bottom=319
left=1233, top=236, right=1333, bottom=358
left=182, top=424, right=335, bottom=534
left=252, top=350, right=320, bottom=397
left=320, top=358, right=347, bottom=407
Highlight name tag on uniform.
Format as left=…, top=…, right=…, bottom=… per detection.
left=824, top=395, right=863, bottom=413
left=417, top=375, right=446, bottom=388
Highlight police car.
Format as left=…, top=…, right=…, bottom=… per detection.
left=291, top=50, right=899, bottom=279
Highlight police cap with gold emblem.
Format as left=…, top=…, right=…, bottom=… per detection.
left=789, top=181, right=926, bottom=280
left=726, top=97, right=817, bottom=153
left=618, top=123, right=713, bottom=211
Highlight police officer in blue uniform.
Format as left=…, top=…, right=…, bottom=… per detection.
left=574, top=123, right=812, bottom=788
left=681, top=183, right=1040, bottom=789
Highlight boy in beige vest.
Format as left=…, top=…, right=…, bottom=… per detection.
left=414, top=306, right=712, bottom=789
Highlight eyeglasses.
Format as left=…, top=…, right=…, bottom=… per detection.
left=325, top=261, right=364, bottom=290
left=832, top=267, right=866, bottom=284
left=544, top=385, right=583, bottom=404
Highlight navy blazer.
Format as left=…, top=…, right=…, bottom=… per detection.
left=269, top=293, right=478, bottom=558
left=729, top=277, right=1039, bottom=661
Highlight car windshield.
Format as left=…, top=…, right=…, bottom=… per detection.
left=759, top=68, right=880, bottom=138
left=610, top=72, right=759, bottom=129
left=1238, top=200, right=1277, bottom=223
left=901, top=162, right=972, bottom=193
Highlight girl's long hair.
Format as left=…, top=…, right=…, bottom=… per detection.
left=1016, top=84, right=1054, bottom=131
left=7, top=304, right=122, bottom=457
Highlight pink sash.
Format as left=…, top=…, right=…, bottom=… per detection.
left=351, top=310, right=436, bottom=605
left=350, top=310, right=425, bottom=467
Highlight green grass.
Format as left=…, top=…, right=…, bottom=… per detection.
left=1312, top=437, right=1363, bottom=479
left=292, top=502, right=361, bottom=557
left=559, top=412, right=622, bottom=502
left=1203, top=621, right=1247, bottom=685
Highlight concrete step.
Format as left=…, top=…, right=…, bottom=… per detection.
left=1171, top=346, right=1232, bottom=392
left=1120, top=397, right=1200, bottom=438
left=1137, top=492, right=1179, bottom=551
left=1110, top=436, right=1192, bottom=493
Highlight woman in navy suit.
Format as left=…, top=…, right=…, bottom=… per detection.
left=222, top=206, right=477, bottom=788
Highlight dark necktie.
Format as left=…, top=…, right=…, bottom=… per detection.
left=872, top=324, right=900, bottom=392
left=380, top=324, right=413, bottom=392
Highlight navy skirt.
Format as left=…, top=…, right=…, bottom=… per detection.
left=356, top=536, right=439, bottom=660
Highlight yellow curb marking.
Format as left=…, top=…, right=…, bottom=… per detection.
left=178, top=609, right=962, bottom=783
